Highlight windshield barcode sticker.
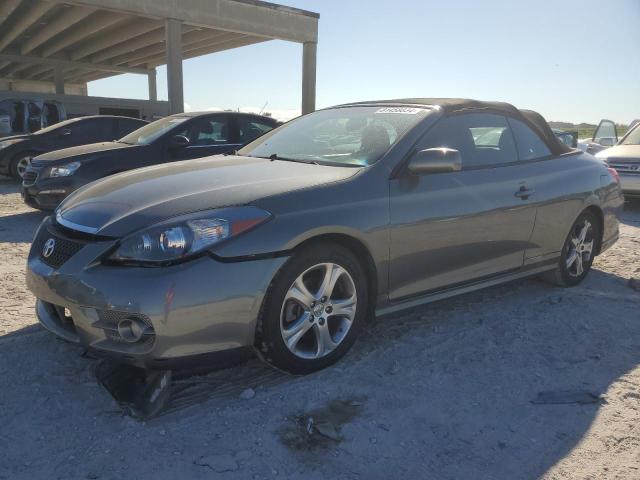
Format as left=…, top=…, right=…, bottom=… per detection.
left=375, top=107, right=422, bottom=115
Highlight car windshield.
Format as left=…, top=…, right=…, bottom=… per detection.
left=238, top=106, right=430, bottom=166
left=621, top=123, right=640, bottom=146
left=119, top=116, right=188, bottom=145
left=33, top=117, right=84, bottom=135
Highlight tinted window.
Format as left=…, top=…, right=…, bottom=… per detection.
left=180, top=116, right=230, bottom=146
left=116, top=118, right=146, bottom=138
left=70, top=118, right=113, bottom=140
left=237, top=116, right=276, bottom=144
left=508, top=118, right=551, bottom=161
left=119, top=116, right=188, bottom=145
left=417, top=113, right=517, bottom=168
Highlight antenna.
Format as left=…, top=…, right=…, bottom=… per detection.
left=259, top=101, right=268, bottom=115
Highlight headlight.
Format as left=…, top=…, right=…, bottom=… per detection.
left=0, top=139, right=22, bottom=150
left=108, top=207, right=271, bottom=265
left=49, top=161, right=81, bottom=177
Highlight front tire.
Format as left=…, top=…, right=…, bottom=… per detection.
left=9, top=152, right=34, bottom=180
left=256, top=243, right=369, bottom=374
left=543, top=210, right=600, bottom=287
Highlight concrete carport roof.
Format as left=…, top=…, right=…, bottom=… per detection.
left=0, top=0, right=319, bottom=114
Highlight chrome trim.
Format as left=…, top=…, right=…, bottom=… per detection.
left=55, top=212, right=99, bottom=234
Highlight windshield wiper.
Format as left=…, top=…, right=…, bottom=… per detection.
left=249, top=154, right=319, bottom=165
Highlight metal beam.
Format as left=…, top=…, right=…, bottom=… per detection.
left=114, top=30, right=238, bottom=67
left=0, top=1, right=55, bottom=52
left=143, top=35, right=267, bottom=68
left=0, top=53, right=148, bottom=75
left=41, top=11, right=127, bottom=57
left=71, top=17, right=160, bottom=60
left=15, top=64, right=52, bottom=79
left=0, top=0, right=21, bottom=25
left=89, top=25, right=196, bottom=63
left=21, top=6, right=95, bottom=55
left=60, top=0, right=319, bottom=43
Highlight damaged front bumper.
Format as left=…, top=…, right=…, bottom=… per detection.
left=26, top=217, right=288, bottom=368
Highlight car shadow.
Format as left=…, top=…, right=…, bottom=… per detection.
left=0, top=210, right=46, bottom=243
left=1, top=266, right=638, bottom=478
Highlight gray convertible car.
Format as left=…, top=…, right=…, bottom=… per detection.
left=26, top=99, right=623, bottom=374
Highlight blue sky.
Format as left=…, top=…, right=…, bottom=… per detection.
left=88, top=0, right=640, bottom=124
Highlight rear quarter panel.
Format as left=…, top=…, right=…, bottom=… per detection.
left=524, top=151, right=622, bottom=263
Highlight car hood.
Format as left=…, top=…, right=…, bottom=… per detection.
left=33, top=141, right=137, bottom=164
left=56, top=156, right=359, bottom=237
left=0, top=134, right=30, bottom=143
left=596, top=145, right=640, bottom=162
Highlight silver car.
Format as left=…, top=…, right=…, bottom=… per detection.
left=26, top=99, right=624, bottom=374
left=596, top=121, right=640, bottom=197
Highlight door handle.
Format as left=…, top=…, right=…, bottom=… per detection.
left=515, top=186, right=535, bottom=199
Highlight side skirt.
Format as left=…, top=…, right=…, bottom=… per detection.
left=376, top=262, right=557, bottom=317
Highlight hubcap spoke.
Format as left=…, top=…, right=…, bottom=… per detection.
left=329, top=295, right=357, bottom=320
left=566, top=250, right=578, bottom=269
left=578, top=221, right=591, bottom=244
left=283, top=312, right=313, bottom=350
left=317, top=263, right=345, bottom=300
left=574, top=253, right=584, bottom=276
left=313, top=323, right=337, bottom=358
left=286, top=278, right=315, bottom=309
left=582, top=240, right=594, bottom=256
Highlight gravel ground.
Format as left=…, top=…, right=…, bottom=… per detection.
left=0, top=178, right=639, bottom=480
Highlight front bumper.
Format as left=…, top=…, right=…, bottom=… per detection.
left=26, top=219, right=288, bottom=368
left=21, top=168, right=78, bottom=210
left=619, top=174, right=640, bottom=196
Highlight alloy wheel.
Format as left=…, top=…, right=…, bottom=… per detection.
left=280, top=262, right=357, bottom=360
left=566, top=220, right=594, bottom=277
left=16, top=156, right=31, bottom=178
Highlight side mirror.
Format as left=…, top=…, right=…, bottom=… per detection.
left=169, top=134, right=190, bottom=149
left=408, top=148, right=462, bottom=175
left=59, top=128, right=72, bottom=137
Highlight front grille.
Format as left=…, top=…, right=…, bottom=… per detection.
left=22, top=170, right=37, bottom=186
left=33, top=224, right=85, bottom=269
left=609, top=163, right=640, bottom=175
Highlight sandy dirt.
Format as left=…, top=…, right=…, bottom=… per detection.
left=0, top=178, right=639, bottom=480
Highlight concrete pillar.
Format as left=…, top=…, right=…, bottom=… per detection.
left=301, top=41, right=317, bottom=115
left=54, top=66, right=64, bottom=94
left=165, top=18, right=183, bottom=114
left=147, top=68, right=157, bottom=101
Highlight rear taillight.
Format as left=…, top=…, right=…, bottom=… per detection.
left=608, top=167, right=620, bottom=183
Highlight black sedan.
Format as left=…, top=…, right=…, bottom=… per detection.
left=21, top=111, right=279, bottom=210
left=0, top=115, right=147, bottom=179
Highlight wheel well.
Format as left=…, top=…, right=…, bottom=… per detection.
left=294, top=234, right=378, bottom=317
left=584, top=205, right=604, bottom=255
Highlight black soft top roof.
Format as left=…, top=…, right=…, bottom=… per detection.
left=340, top=98, right=571, bottom=155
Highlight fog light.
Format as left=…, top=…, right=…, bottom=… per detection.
left=117, top=317, right=147, bottom=343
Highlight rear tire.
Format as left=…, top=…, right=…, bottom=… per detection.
left=9, top=152, right=34, bottom=180
left=542, top=210, right=600, bottom=287
left=256, top=243, right=369, bottom=374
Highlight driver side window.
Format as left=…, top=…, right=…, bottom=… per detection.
left=180, top=116, right=230, bottom=146
left=416, top=113, right=518, bottom=169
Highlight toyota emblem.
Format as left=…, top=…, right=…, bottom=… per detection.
left=42, top=238, right=56, bottom=258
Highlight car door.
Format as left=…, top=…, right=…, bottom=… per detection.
left=171, top=114, right=240, bottom=160
left=388, top=112, right=538, bottom=300
left=587, top=119, right=618, bottom=155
